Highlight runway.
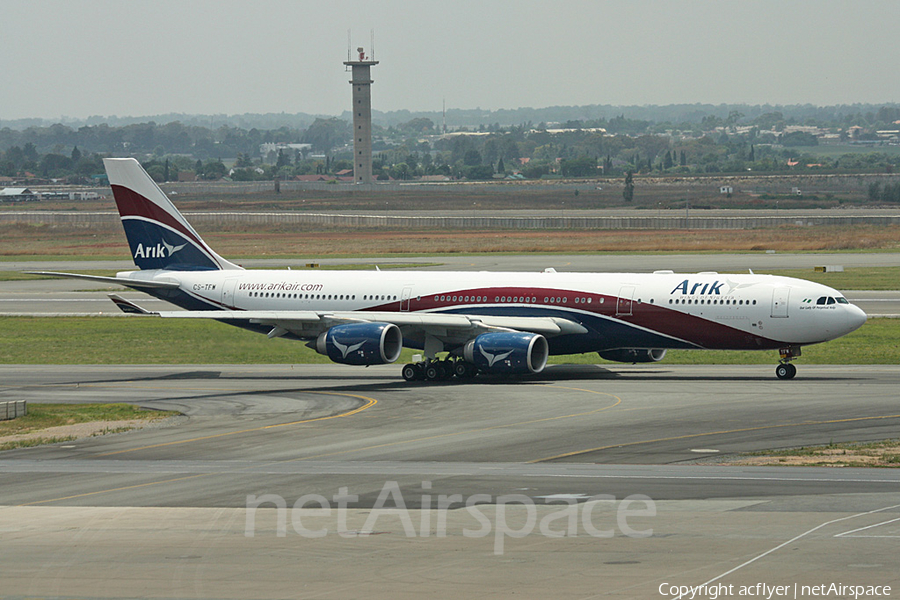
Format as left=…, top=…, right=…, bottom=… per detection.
left=1, top=364, right=899, bottom=598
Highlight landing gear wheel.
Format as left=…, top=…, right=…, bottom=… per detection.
left=453, top=361, right=470, bottom=378
left=401, top=363, right=420, bottom=382
left=424, top=364, right=441, bottom=381
left=775, top=363, right=797, bottom=380
left=461, top=361, right=478, bottom=378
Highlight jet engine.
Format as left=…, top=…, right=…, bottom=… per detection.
left=463, top=332, right=549, bottom=374
left=314, top=322, right=403, bottom=366
left=597, top=348, right=667, bottom=363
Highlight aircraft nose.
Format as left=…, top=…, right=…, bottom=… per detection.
left=847, top=304, right=867, bottom=333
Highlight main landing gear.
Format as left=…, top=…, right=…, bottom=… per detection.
left=401, top=358, right=479, bottom=382
left=775, top=346, right=800, bottom=380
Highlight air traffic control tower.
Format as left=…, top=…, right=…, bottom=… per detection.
left=344, top=47, right=378, bottom=184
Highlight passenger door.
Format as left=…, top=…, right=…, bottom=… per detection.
left=771, top=286, right=790, bottom=318
left=617, top=286, right=635, bottom=317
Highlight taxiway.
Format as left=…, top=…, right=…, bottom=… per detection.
left=1, top=364, right=898, bottom=598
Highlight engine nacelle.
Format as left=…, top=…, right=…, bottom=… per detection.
left=315, top=322, right=403, bottom=366
left=597, top=348, right=667, bottom=363
left=463, top=332, right=549, bottom=374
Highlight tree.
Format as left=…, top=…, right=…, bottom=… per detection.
left=463, top=149, right=482, bottom=166
left=22, top=142, right=39, bottom=162
left=560, top=156, right=597, bottom=177
left=781, top=131, right=818, bottom=147
left=462, top=165, right=494, bottom=180
left=71, top=146, right=82, bottom=163
left=389, top=162, right=411, bottom=180
left=397, top=117, right=434, bottom=133
left=5, top=146, right=24, bottom=168
left=301, top=118, right=350, bottom=153
left=749, top=145, right=755, bottom=162
left=275, top=149, right=290, bottom=169
left=201, top=160, right=227, bottom=180
left=39, top=153, right=72, bottom=177
left=497, top=157, right=505, bottom=174
left=724, top=111, right=744, bottom=127
left=623, top=171, right=634, bottom=202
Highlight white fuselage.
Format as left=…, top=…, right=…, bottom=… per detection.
left=123, top=268, right=867, bottom=352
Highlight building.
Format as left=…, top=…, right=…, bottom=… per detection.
left=0, top=187, right=38, bottom=202
left=259, top=143, right=312, bottom=161
left=344, top=47, right=378, bottom=184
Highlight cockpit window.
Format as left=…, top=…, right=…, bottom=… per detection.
left=826, top=297, right=836, bottom=305
left=836, top=297, right=849, bottom=304
left=816, top=296, right=827, bottom=305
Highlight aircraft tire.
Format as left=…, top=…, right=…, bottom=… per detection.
left=424, top=364, right=441, bottom=381
left=402, top=363, right=420, bottom=382
left=453, top=361, right=469, bottom=378
left=775, top=363, right=797, bottom=380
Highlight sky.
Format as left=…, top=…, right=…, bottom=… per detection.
left=2, top=0, right=899, bottom=121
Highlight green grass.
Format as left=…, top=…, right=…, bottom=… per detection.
left=0, top=403, right=177, bottom=451
left=0, top=315, right=895, bottom=365
left=731, top=439, right=900, bottom=468
left=0, top=436, right=77, bottom=451
left=0, top=403, right=175, bottom=437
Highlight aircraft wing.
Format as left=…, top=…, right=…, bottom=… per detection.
left=108, top=295, right=587, bottom=339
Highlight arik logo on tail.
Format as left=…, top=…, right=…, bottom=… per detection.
left=133, top=241, right=187, bottom=259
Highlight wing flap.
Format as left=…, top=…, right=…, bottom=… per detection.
left=148, top=309, right=586, bottom=337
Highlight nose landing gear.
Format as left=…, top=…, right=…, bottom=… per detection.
left=776, top=346, right=800, bottom=380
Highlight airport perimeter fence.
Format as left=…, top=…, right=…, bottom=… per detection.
left=3, top=211, right=900, bottom=230
left=0, top=400, right=27, bottom=421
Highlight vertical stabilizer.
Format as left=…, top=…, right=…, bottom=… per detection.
left=104, top=158, right=241, bottom=271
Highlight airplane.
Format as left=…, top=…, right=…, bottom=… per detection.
left=31, top=158, right=867, bottom=381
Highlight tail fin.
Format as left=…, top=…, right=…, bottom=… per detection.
left=104, top=158, right=241, bottom=271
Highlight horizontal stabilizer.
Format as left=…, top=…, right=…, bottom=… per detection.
left=108, top=294, right=157, bottom=315
left=26, top=271, right=181, bottom=290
